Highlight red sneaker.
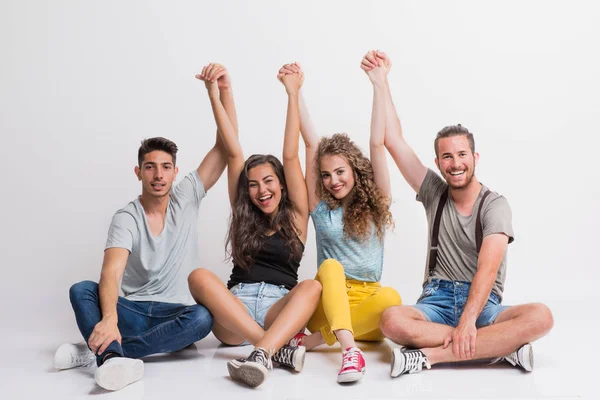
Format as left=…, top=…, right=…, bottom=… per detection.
left=287, top=332, right=307, bottom=347
left=337, top=347, right=366, bottom=383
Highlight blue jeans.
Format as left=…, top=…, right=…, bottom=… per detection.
left=413, top=279, right=508, bottom=328
left=69, top=280, right=213, bottom=366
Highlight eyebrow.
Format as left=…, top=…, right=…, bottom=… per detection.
left=321, top=166, right=345, bottom=173
left=249, top=174, right=274, bottom=182
left=143, top=161, right=173, bottom=166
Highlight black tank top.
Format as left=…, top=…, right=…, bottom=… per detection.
left=227, top=231, right=304, bottom=290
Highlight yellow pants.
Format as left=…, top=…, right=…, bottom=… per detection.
left=307, top=259, right=402, bottom=346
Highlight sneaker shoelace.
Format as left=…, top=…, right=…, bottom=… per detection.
left=503, top=350, right=520, bottom=367
left=249, top=348, right=273, bottom=369
left=403, top=350, right=430, bottom=373
left=73, top=351, right=95, bottom=366
left=341, top=348, right=361, bottom=371
left=273, top=346, right=294, bottom=367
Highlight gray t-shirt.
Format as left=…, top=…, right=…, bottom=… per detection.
left=105, top=170, right=206, bottom=305
left=417, top=169, right=514, bottom=301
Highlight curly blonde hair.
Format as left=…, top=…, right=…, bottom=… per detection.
left=315, top=133, right=392, bottom=241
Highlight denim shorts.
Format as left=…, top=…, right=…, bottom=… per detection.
left=413, top=279, right=509, bottom=328
left=229, top=282, right=289, bottom=330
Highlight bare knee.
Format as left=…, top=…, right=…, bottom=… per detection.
left=380, top=306, right=414, bottom=340
left=528, top=303, right=554, bottom=336
left=296, top=279, right=322, bottom=299
left=188, top=268, right=217, bottom=295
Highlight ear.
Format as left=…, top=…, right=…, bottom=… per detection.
left=474, top=152, right=480, bottom=166
left=434, top=157, right=440, bottom=170
left=134, top=166, right=142, bottom=181
left=174, top=166, right=179, bottom=181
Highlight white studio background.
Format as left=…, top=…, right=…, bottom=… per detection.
left=1, top=0, right=598, bottom=359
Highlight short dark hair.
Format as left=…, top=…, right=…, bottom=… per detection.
left=434, top=124, right=475, bottom=158
left=138, top=137, right=178, bottom=166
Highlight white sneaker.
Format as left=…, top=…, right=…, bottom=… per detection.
left=94, top=357, right=144, bottom=391
left=53, top=342, right=95, bottom=370
left=503, top=343, right=534, bottom=372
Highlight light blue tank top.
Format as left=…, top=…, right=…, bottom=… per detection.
left=310, top=201, right=384, bottom=282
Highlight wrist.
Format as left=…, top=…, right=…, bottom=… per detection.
left=372, top=79, right=387, bottom=89
left=208, top=88, right=219, bottom=99
left=103, top=313, right=118, bottom=323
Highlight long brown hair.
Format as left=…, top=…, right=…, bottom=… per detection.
left=316, top=133, right=392, bottom=241
left=226, top=154, right=303, bottom=269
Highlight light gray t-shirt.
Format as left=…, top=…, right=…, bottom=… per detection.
left=417, top=169, right=514, bottom=301
left=311, top=200, right=384, bottom=282
left=105, top=171, right=206, bottom=305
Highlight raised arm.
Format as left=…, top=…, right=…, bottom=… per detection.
left=278, top=63, right=320, bottom=212
left=87, top=247, right=129, bottom=355
left=279, top=67, right=309, bottom=242
left=361, top=50, right=391, bottom=200
left=362, top=52, right=428, bottom=194
left=196, top=64, right=244, bottom=206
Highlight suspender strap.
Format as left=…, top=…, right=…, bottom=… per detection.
left=428, top=187, right=492, bottom=278
left=428, top=189, right=449, bottom=277
left=475, top=189, right=492, bottom=252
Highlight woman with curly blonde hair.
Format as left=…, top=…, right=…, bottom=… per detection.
left=277, top=55, right=402, bottom=384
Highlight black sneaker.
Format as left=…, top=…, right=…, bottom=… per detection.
left=390, top=348, right=431, bottom=378
left=227, top=348, right=273, bottom=388
left=272, top=345, right=306, bottom=372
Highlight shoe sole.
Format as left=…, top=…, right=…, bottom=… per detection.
left=520, top=343, right=534, bottom=372
left=292, top=346, right=306, bottom=372
left=227, top=361, right=268, bottom=388
left=390, top=348, right=403, bottom=378
left=95, top=359, right=144, bottom=391
left=337, top=368, right=365, bottom=383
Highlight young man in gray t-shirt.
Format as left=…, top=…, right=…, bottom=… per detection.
left=360, top=51, right=553, bottom=377
left=52, top=64, right=238, bottom=391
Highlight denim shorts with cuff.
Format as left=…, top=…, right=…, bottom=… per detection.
left=413, top=279, right=509, bottom=328
left=229, top=282, right=289, bottom=331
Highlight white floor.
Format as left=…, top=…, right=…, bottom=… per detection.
left=2, top=309, right=592, bottom=400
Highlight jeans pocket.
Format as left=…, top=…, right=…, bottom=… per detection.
left=417, top=282, right=438, bottom=303
left=230, top=284, right=240, bottom=296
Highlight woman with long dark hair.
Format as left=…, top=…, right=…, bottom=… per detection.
left=188, top=63, right=321, bottom=388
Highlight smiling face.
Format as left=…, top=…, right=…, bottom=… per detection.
left=247, top=163, right=283, bottom=217
left=434, top=135, right=479, bottom=190
left=134, top=150, right=178, bottom=198
left=319, top=154, right=356, bottom=200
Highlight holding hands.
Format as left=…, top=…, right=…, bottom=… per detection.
left=195, top=63, right=231, bottom=95
left=277, top=62, right=304, bottom=96
left=361, top=50, right=391, bottom=86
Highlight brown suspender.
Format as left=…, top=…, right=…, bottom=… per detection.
left=427, top=188, right=492, bottom=278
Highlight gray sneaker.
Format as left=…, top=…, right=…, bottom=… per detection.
left=390, top=348, right=431, bottom=378
left=227, top=348, right=273, bottom=388
left=503, top=343, right=534, bottom=372
left=272, top=345, right=306, bottom=372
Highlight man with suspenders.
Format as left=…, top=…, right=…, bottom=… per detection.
left=375, top=105, right=554, bottom=376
